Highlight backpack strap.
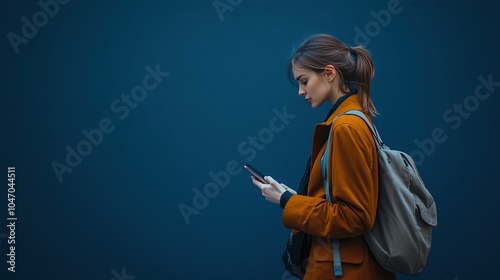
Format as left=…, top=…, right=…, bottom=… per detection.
left=341, top=110, right=386, bottom=150
left=321, top=121, right=342, bottom=277
left=320, top=109, right=381, bottom=277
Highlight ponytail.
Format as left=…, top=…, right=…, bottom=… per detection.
left=350, top=46, right=377, bottom=116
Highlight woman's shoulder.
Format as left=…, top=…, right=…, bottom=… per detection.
left=331, top=112, right=374, bottom=142
left=332, top=112, right=372, bottom=130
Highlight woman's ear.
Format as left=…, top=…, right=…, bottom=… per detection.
left=324, top=65, right=336, bottom=82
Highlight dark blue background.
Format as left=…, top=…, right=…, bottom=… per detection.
left=1, top=0, right=499, bottom=279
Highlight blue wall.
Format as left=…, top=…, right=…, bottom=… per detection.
left=1, top=0, right=499, bottom=279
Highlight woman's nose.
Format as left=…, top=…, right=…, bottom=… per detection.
left=298, top=87, right=306, bottom=96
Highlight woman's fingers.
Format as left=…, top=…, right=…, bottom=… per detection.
left=264, top=176, right=285, bottom=192
left=251, top=175, right=292, bottom=205
left=251, top=176, right=267, bottom=190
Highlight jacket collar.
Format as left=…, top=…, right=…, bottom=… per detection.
left=310, top=94, right=365, bottom=165
left=321, top=94, right=365, bottom=127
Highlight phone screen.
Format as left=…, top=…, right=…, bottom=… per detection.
left=244, top=164, right=267, bottom=183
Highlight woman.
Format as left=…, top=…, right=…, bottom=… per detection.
left=251, top=34, right=396, bottom=280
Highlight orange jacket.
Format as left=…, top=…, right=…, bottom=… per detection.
left=282, top=94, right=395, bottom=280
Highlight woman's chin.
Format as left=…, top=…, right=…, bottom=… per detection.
left=310, top=101, right=322, bottom=109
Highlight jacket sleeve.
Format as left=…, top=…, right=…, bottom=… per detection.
left=282, top=121, right=378, bottom=239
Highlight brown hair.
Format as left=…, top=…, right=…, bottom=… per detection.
left=288, top=34, right=377, bottom=116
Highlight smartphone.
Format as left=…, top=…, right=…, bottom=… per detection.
left=244, top=164, right=268, bottom=184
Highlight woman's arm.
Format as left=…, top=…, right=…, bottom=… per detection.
left=283, top=121, right=378, bottom=239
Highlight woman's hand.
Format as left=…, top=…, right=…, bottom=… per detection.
left=251, top=176, right=296, bottom=204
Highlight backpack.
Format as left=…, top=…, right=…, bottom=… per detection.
left=321, top=110, right=438, bottom=276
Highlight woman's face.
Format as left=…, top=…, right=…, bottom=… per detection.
left=292, top=65, right=332, bottom=109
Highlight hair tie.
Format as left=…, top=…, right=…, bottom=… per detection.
left=349, top=48, right=357, bottom=64
left=346, top=46, right=358, bottom=91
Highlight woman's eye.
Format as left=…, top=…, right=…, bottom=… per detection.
left=301, top=80, right=308, bottom=85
